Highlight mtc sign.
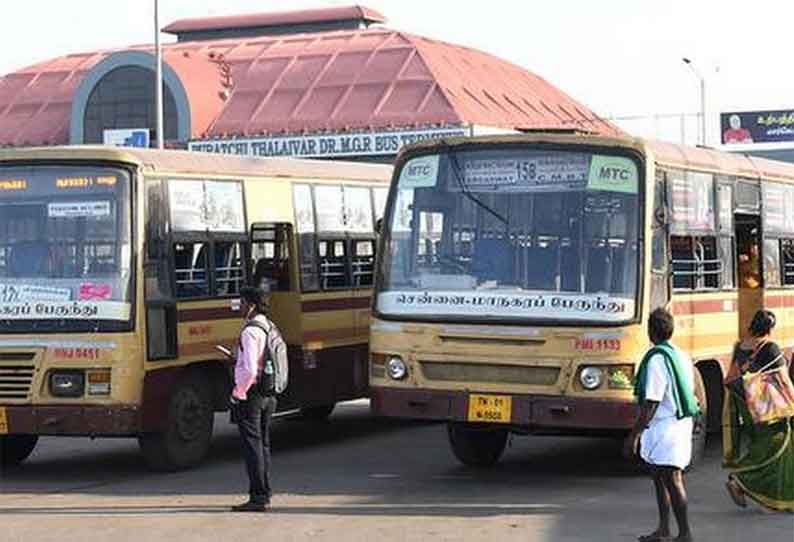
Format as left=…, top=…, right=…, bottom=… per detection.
left=587, top=155, right=639, bottom=194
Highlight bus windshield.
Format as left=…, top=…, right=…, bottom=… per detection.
left=0, top=165, right=133, bottom=331
left=377, top=147, right=643, bottom=323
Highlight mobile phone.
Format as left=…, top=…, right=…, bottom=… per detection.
left=215, top=345, right=233, bottom=358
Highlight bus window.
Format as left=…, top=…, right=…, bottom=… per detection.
left=782, top=239, right=794, bottom=286
left=373, top=187, right=388, bottom=222
left=719, top=236, right=734, bottom=289
left=252, top=224, right=291, bottom=292
left=315, top=185, right=345, bottom=233
left=344, top=186, right=373, bottom=233
left=174, top=242, right=208, bottom=298
left=318, top=239, right=349, bottom=289
left=672, top=235, right=720, bottom=290
left=215, top=241, right=244, bottom=296
left=763, top=238, right=781, bottom=287
left=294, top=184, right=319, bottom=292
left=671, top=236, right=696, bottom=290
left=352, top=239, right=375, bottom=287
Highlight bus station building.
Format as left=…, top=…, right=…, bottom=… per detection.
left=0, top=5, right=620, bottom=162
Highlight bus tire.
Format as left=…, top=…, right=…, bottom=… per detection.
left=447, top=422, right=508, bottom=467
left=1, top=435, right=38, bottom=468
left=689, top=369, right=708, bottom=470
left=139, top=374, right=214, bottom=471
left=300, top=404, right=335, bottom=421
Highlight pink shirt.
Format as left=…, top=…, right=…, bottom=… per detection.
left=232, top=316, right=267, bottom=400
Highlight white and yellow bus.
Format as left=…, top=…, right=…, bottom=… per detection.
left=370, top=133, right=794, bottom=466
left=0, top=146, right=390, bottom=470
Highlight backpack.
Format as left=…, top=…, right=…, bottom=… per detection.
left=242, top=316, right=289, bottom=394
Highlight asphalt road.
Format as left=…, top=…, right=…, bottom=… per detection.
left=1, top=400, right=792, bottom=542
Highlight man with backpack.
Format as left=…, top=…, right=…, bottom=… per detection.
left=230, top=286, right=288, bottom=512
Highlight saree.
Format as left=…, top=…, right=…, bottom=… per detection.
left=723, top=367, right=794, bottom=512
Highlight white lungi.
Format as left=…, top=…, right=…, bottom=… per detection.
left=639, top=346, right=695, bottom=470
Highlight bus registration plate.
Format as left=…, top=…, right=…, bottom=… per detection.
left=0, top=407, right=8, bottom=434
left=467, top=394, right=512, bottom=423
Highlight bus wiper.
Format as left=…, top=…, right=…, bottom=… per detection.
left=446, top=148, right=508, bottom=227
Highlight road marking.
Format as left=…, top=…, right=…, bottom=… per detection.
left=369, top=473, right=400, bottom=479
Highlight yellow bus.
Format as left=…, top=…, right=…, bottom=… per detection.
left=0, top=146, right=391, bottom=470
left=369, top=133, right=794, bottom=466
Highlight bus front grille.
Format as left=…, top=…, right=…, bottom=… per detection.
left=420, top=362, right=560, bottom=386
left=0, top=361, right=36, bottom=400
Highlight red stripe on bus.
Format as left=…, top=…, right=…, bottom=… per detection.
left=302, top=297, right=371, bottom=312
left=765, top=294, right=794, bottom=308
left=672, top=298, right=735, bottom=315
left=303, top=327, right=360, bottom=342
left=178, top=306, right=240, bottom=322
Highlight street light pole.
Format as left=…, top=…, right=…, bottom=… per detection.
left=682, top=58, right=706, bottom=146
left=154, top=0, right=164, bottom=149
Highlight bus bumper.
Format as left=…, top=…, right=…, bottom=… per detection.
left=0, top=405, right=140, bottom=436
left=370, top=387, right=638, bottom=432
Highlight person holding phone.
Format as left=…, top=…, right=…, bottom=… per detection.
left=230, top=286, right=278, bottom=513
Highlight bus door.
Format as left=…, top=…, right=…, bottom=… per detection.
left=735, top=212, right=763, bottom=340
left=144, top=180, right=178, bottom=361
left=250, top=222, right=299, bottom=405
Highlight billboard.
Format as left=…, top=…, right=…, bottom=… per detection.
left=721, top=110, right=794, bottom=145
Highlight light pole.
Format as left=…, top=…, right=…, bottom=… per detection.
left=682, top=58, right=706, bottom=146
left=154, top=0, right=164, bottom=149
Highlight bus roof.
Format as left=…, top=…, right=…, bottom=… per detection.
left=0, top=146, right=392, bottom=182
left=398, top=133, right=794, bottom=184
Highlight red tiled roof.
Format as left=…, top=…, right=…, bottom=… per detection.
left=196, top=28, right=619, bottom=138
left=164, top=6, right=386, bottom=34
left=0, top=26, right=619, bottom=147
left=0, top=52, right=106, bottom=146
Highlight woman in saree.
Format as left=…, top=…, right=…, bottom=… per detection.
left=723, top=309, right=794, bottom=512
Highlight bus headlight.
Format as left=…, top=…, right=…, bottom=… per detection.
left=579, top=367, right=604, bottom=390
left=49, top=371, right=85, bottom=398
left=387, top=356, right=408, bottom=380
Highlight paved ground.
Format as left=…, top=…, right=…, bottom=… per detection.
left=1, top=400, right=792, bottom=542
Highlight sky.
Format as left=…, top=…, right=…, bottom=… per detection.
left=1, top=0, right=792, bottom=146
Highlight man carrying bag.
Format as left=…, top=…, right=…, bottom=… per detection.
left=229, top=286, right=288, bottom=512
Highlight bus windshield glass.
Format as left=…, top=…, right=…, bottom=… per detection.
left=377, top=147, right=642, bottom=323
left=0, top=165, right=133, bottom=330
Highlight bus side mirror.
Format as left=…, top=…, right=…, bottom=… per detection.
left=375, top=218, right=383, bottom=235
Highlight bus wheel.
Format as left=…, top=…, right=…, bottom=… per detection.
left=139, top=375, right=214, bottom=471
left=447, top=422, right=508, bottom=467
left=300, top=404, right=335, bottom=421
left=689, top=370, right=708, bottom=470
left=1, top=435, right=38, bottom=468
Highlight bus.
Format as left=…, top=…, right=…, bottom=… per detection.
left=0, top=146, right=391, bottom=470
left=369, top=133, right=794, bottom=466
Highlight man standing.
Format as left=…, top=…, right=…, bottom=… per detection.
left=231, top=286, right=278, bottom=512
left=624, top=308, right=700, bottom=542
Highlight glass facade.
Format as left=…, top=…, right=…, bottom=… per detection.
left=83, top=66, right=178, bottom=144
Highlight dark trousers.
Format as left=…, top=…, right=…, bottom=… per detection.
left=236, top=393, right=277, bottom=504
